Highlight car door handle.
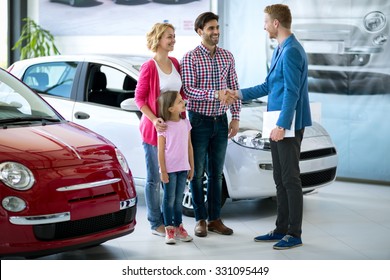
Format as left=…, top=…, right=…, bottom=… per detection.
left=74, top=111, right=90, bottom=119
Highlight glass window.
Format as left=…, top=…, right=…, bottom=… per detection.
left=22, top=62, right=78, bottom=99
left=87, top=64, right=135, bottom=108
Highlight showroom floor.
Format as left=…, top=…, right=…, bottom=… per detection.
left=38, top=180, right=390, bottom=260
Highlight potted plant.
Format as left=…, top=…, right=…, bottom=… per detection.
left=12, top=17, right=60, bottom=60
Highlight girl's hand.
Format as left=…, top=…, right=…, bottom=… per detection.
left=187, top=169, right=194, bottom=181
left=160, top=172, right=169, bottom=183
left=154, top=118, right=167, bottom=133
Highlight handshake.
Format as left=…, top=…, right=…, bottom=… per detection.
left=216, top=89, right=240, bottom=105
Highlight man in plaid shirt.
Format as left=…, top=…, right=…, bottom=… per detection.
left=181, top=12, right=241, bottom=238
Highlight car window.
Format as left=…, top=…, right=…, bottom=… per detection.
left=87, top=64, right=136, bottom=108
left=0, top=72, right=58, bottom=121
left=22, top=62, right=78, bottom=99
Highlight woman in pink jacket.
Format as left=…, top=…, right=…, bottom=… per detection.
left=135, top=22, right=183, bottom=237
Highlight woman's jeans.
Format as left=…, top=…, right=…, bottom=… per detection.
left=188, top=111, right=228, bottom=222
left=143, top=142, right=163, bottom=230
left=162, top=171, right=188, bottom=227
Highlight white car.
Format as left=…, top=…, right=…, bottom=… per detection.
left=8, top=54, right=338, bottom=216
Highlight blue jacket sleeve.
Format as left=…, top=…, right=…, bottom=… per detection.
left=240, top=81, right=269, bottom=101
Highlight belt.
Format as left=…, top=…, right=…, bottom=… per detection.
left=189, top=111, right=226, bottom=121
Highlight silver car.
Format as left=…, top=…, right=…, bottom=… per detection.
left=8, top=54, right=338, bottom=216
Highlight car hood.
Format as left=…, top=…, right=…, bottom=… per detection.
left=239, top=101, right=329, bottom=137
left=0, top=122, right=116, bottom=169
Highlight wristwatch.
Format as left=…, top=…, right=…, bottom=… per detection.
left=277, top=126, right=285, bottom=130
left=214, top=90, right=219, bottom=99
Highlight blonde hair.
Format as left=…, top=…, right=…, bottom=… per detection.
left=146, top=23, right=175, bottom=52
left=264, top=4, right=292, bottom=29
left=158, top=91, right=182, bottom=121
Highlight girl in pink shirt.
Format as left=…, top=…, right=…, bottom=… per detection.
left=158, top=91, right=194, bottom=244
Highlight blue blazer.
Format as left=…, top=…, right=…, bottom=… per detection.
left=241, top=34, right=312, bottom=130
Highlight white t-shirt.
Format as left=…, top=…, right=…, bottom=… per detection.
left=154, top=59, right=182, bottom=92
left=158, top=118, right=191, bottom=173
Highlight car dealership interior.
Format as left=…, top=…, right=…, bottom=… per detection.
left=1, top=0, right=389, bottom=265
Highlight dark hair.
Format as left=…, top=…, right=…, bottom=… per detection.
left=158, top=90, right=179, bottom=121
left=194, top=12, right=219, bottom=33
left=264, top=4, right=292, bottom=29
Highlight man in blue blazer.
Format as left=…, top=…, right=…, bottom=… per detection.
left=234, top=4, right=312, bottom=249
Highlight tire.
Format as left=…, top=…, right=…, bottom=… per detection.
left=182, top=173, right=228, bottom=217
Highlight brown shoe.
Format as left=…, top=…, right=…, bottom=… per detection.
left=207, top=219, right=233, bottom=235
left=194, top=220, right=207, bottom=237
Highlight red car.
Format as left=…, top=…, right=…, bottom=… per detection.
left=0, top=68, right=137, bottom=258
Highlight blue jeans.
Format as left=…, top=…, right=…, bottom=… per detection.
left=142, top=142, right=164, bottom=230
left=162, top=171, right=188, bottom=227
left=188, top=111, right=228, bottom=221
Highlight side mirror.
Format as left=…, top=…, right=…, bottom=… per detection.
left=120, top=98, right=142, bottom=119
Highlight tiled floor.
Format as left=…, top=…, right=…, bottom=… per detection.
left=39, top=180, right=390, bottom=260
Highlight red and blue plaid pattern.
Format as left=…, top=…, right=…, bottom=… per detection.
left=181, top=44, right=241, bottom=120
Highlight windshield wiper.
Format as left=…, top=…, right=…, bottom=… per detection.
left=0, top=116, right=61, bottom=125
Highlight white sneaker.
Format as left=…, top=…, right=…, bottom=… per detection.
left=175, top=224, right=193, bottom=242
left=165, top=226, right=176, bottom=244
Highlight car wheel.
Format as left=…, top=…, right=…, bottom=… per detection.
left=182, top=173, right=228, bottom=217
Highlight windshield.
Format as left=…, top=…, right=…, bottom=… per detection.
left=0, top=69, right=61, bottom=126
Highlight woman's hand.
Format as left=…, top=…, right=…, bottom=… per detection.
left=154, top=118, right=167, bottom=132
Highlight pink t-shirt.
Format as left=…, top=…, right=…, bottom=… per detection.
left=158, top=118, right=191, bottom=173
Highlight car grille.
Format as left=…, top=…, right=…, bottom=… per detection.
left=33, top=207, right=136, bottom=241
left=301, top=167, right=337, bottom=188
left=300, top=147, right=337, bottom=160
left=307, top=53, right=370, bottom=67
left=308, top=71, right=390, bottom=95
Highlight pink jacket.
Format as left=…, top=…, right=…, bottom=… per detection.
left=135, top=57, right=181, bottom=146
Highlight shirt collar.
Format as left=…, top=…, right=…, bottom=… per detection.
left=199, top=43, right=218, bottom=56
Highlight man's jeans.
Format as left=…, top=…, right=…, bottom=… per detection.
left=162, top=171, right=188, bottom=227
left=142, top=142, right=163, bottom=230
left=188, top=111, right=228, bottom=222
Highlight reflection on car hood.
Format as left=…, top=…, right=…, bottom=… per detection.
left=239, top=101, right=328, bottom=137
left=0, top=123, right=115, bottom=169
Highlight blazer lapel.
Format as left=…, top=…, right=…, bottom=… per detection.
left=268, top=46, right=283, bottom=76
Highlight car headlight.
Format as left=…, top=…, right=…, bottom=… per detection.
left=115, top=149, right=129, bottom=173
left=0, top=162, right=35, bottom=190
left=231, top=130, right=271, bottom=150
left=373, top=34, right=388, bottom=45
left=2, top=196, right=27, bottom=212
left=364, top=11, right=386, bottom=32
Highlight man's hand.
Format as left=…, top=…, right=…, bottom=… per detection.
left=270, top=126, right=285, bottom=142
left=228, top=119, right=239, bottom=138
left=219, top=89, right=239, bottom=105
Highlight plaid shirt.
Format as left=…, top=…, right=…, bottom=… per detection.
left=180, top=44, right=241, bottom=120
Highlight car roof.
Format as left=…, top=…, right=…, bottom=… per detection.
left=12, top=54, right=151, bottom=74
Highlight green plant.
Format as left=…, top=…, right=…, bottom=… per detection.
left=12, top=17, right=60, bottom=60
